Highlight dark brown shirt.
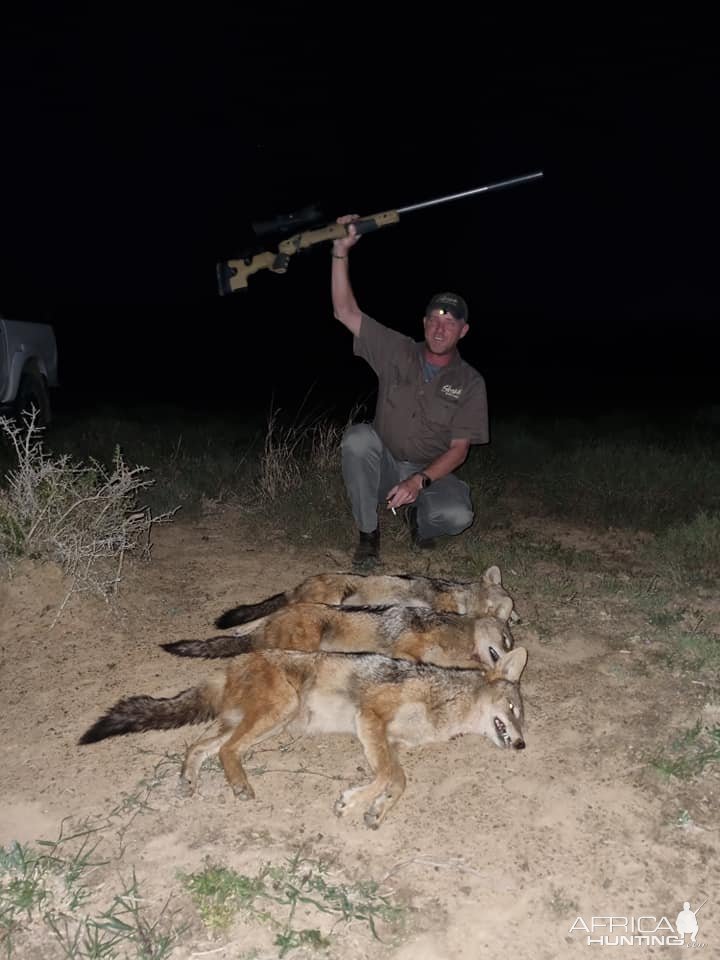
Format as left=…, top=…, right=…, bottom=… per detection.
left=353, top=313, right=489, bottom=463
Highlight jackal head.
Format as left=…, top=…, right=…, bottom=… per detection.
left=472, top=615, right=515, bottom=667
left=470, top=565, right=519, bottom=624
left=481, top=646, right=527, bottom=750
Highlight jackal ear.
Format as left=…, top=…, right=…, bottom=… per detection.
left=483, top=565, right=502, bottom=586
left=497, top=646, right=528, bottom=683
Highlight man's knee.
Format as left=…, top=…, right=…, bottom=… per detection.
left=423, top=496, right=474, bottom=536
left=341, top=423, right=382, bottom=460
left=441, top=502, right=474, bottom=535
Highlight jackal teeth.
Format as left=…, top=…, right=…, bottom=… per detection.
left=494, top=716, right=512, bottom=746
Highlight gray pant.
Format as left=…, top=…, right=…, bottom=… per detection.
left=341, top=423, right=474, bottom=540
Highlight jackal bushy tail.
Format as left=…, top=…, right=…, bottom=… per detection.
left=214, top=591, right=287, bottom=629
left=162, top=635, right=254, bottom=659
left=78, top=686, right=218, bottom=743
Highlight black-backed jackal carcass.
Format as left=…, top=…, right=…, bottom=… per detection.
left=79, top=646, right=529, bottom=828
left=212, top=565, right=519, bottom=634
left=162, top=601, right=516, bottom=669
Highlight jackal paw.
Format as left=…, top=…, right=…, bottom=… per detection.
left=334, top=788, right=358, bottom=818
left=231, top=782, right=255, bottom=801
left=176, top=776, right=195, bottom=798
left=363, top=793, right=390, bottom=830
left=335, top=784, right=370, bottom=817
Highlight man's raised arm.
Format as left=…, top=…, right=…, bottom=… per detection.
left=331, top=214, right=364, bottom=335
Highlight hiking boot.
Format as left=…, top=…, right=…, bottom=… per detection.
left=352, top=528, right=380, bottom=569
left=405, top=505, right=436, bottom=550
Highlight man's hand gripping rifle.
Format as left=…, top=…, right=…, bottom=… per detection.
left=216, top=170, right=544, bottom=295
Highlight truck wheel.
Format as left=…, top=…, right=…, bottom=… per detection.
left=14, top=365, right=52, bottom=430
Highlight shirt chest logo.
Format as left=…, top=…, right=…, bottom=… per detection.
left=441, top=384, right=463, bottom=400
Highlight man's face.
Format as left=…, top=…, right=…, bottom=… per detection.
left=423, top=309, right=468, bottom=357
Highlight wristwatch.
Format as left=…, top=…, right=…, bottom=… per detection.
left=417, top=472, right=432, bottom=488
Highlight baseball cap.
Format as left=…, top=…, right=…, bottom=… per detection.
left=425, top=291, right=468, bottom=322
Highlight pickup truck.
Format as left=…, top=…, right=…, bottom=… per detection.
left=0, top=315, right=59, bottom=427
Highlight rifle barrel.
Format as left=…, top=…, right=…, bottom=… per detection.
left=396, top=170, right=544, bottom=215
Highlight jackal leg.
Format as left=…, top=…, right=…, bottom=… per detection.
left=334, top=709, right=406, bottom=829
left=217, top=681, right=300, bottom=799
left=179, top=728, right=234, bottom=797
left=179, top=680, right=299, bottom=799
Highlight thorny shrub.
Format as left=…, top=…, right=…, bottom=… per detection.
left=0, top=413, right=177, bottom=610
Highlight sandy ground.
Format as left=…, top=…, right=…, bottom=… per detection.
left=1, top=505, right=718, bottom=959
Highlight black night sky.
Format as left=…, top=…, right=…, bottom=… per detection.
left=2, top=9, right=717, bottom=421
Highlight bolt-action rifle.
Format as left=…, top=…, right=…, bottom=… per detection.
left=216, top=170, right=543, bottom=295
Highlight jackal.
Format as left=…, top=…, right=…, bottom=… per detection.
left=213, top=565, right=518, bottom=634
left=162, top=602, right=515, bottom=669
left=79, top=646, right=528, bottom=828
